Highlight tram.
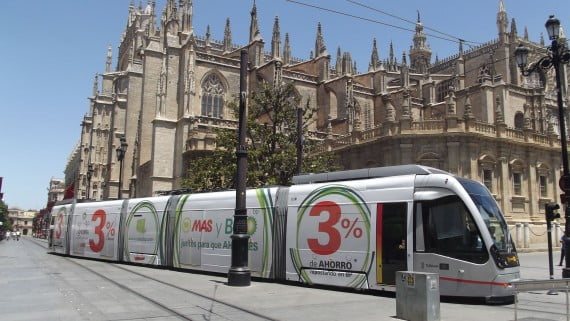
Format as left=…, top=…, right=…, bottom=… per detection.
left=49, top=165, right=519, bottom=301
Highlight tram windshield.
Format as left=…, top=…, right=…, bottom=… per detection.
left=457, top=178, right=519, bottom=268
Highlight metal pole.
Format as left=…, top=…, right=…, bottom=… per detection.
left=552, top=38, right=570, bottom=278
left=228, top=49, right=251, bottom=286
left=87, top=122, right=94, bottom=200
left=547, top=212, right=555, bottom=279
left=118, top=158, right=123, bottom=200
left=297, top=107, right=303, bottom=175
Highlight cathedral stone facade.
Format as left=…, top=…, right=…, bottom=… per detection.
left=67, top=0, right=569, bottom=247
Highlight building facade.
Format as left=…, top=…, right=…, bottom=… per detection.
left=66, top=1, right=569, bottom=247
left=8, top=209, right=37, bottom=236
left=34, top=178, right=65, bottom=238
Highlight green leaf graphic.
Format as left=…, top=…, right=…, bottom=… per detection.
left=136, top=218, right=146, bottom=233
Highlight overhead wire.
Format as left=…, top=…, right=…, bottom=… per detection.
left=284, top=0, right=461, bottom=44
left=345, top=0, right=481, bottom=46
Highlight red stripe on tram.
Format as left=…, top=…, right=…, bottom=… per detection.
left=440, top=276, right=509, bottom=287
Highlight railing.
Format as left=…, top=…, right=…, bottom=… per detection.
left=505, top=128, right=524, bottom=140
left=509, top=279, right=570, bottom=321
left=312, top=119, right=559, bottom=154
left=411, top=120, right=445, bottom=131
left=474, top=121, right=496, bottom=135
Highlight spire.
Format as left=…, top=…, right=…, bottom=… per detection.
left=271, top=16, right=281, bottom=59
left=205, top=24, right=211, bottom=48
left=106, top=45, right=112, bottom=72
left=524, top=26, right=529, bottom=40
left=166, top=0, right=177, bottom=22
left=283, top=33, right=291, bottom=64
left=499, top=0, right=505, bottom=12
left=540, top=32, right=545, bottom=46
left=402, top=51, right=407, bottom=66
left=409, top=10, right=431, bottom=73
left=369, top=38, right=381, bottom=71
left=146, top=1, right=156, bottom=35
left=179, top=0, right=193, bottom=33
left=92, top=74, right=99, bottom=96
left=336, top=46, right=342, bottom=73
left=342, top=52, right=353, bottom=75
left=510, top=18, right=517, bottom=36
left=314, top=22, right=327, bottom=57
left=223, top=18, right=232, bottom=52
left=389, top=41, right=395, bottom=65
left=497, top=0, right=508, bottom=42
left=249, top=0, right=261, bottom=42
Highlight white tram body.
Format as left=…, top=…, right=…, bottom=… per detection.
left=49, top=165, right=519, bottom=301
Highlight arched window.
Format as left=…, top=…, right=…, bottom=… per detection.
left=201, top=74, right=225, bottom=118
left=478, top=154, right=496, bottom=193
left=514, top=112, right=524, bottom=130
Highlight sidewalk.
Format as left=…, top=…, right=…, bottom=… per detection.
left=1, top=237, right=567, bottom=321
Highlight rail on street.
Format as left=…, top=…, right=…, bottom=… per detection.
left=3, top=236, right=570, bottom=320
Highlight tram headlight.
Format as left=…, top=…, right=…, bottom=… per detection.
left=490, top=244, right=519, bottom=269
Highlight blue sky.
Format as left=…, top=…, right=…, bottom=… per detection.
left=1, top=0, right=568, bottom=210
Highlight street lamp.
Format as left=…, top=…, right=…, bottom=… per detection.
left=515, top=15, right=570, bottom=277
left=115, top=136, right=128, bottom=199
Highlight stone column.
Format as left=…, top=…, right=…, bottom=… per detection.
left=498, top=155, right=511, bottom=218
left=400, top=143, right=413, bottom=165
left=447, top=141, right=460, bottom=174
left=466, top=142, right=479, bottom=179
left=523, top=222, right=530, bottom=249
left=516, top=222, right=522, bottom=248
left=527, top=159, right=538, bottom=220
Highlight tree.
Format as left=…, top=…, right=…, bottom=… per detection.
left=183, top=82, right=338, bottom=191
left=0, top=200, right=11, bottom=232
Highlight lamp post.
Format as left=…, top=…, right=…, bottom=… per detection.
left=115, top=136, right=128, bottom=199
left=515, top=15, right=570, bottom=277
left=228, top=49, right=250, bottom=286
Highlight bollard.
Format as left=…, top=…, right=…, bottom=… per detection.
left=516, top=223, right=522, bottom=248
left=524, top=222, right=530, bottom=249
left=396, top=271, right=440, bottom=321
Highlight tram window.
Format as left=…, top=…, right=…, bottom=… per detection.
left=420, top=195, right=488, bottom=264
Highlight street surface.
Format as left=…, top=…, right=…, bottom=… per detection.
left=0, top=237, right=569, bottom=321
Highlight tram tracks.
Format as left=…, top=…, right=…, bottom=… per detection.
left=29, top=239, right=276, bottom=321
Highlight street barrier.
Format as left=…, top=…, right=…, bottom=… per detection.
left=510, top=279, right=570, bottom=321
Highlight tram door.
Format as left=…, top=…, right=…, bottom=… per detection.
left=376, top=202, right=407, bottom=285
